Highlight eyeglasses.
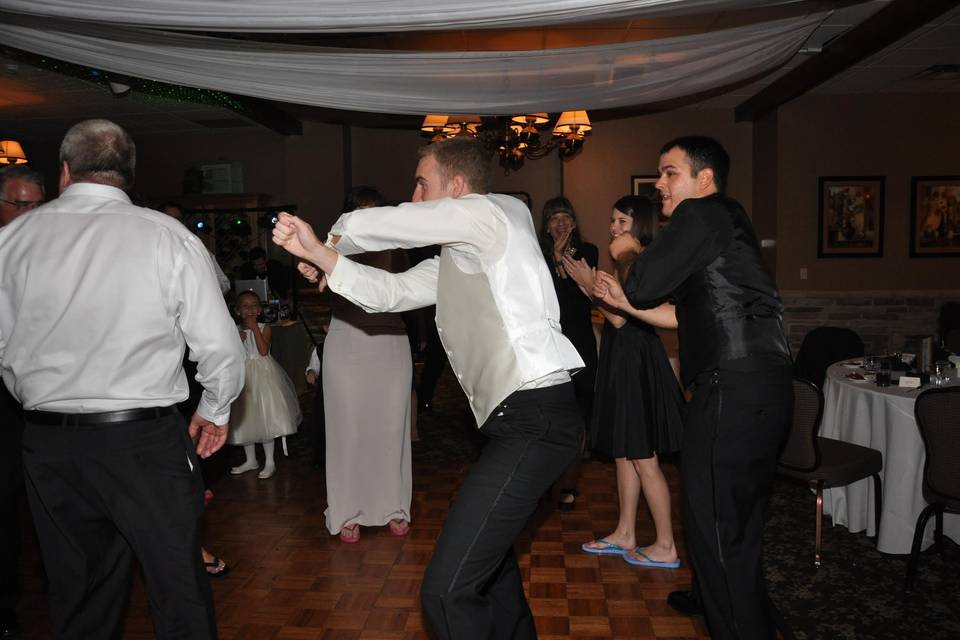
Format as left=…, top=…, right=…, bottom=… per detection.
left=0, top=198, right=43, bottom=210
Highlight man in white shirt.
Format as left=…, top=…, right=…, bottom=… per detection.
left=273, top=136, right=585, bottom=640
left=0, top=119, right=245, bottom=639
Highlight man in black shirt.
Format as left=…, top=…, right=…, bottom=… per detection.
left=239, top=246, right=292, bottom=300
left=597, top=137, right=792, bottom=639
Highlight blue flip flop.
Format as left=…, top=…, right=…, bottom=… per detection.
left=581, top=539, right=630, bottom=556
left=623, top=548, right=681, bottom=569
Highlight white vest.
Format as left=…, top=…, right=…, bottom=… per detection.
left=435, top=194, right=584, bottom=426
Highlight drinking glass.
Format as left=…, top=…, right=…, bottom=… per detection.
left=932, top=361, right=951, bottom=386
left=864, top=356, right=878, bottom=372
left=875, top=361, right=892, bottom=387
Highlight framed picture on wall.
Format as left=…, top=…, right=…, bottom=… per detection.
left=910, top=176, right=960, bottom=257
left=631, top=175, right=659, bottom=200
left=817, top=176, right=885, bottom=258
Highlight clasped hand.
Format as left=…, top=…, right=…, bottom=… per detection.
left=592, top=270, right=628, bottom=309
left=272, top=212, right=337, bottom=292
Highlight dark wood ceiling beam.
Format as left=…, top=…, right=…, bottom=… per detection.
left=229, top=96, right=302, bottom=136
left=735, top=0, right=960, bottom=122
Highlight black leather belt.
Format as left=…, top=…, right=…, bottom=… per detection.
left=25, top=406, right=178, bottom=427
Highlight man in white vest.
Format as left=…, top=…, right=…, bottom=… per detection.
left=273, top=136, right=584, bottom=639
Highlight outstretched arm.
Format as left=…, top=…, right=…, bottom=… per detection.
left=594, top=271, right=677, bottom=329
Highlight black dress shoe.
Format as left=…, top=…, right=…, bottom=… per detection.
left=667, top=590, right=703, bottom=616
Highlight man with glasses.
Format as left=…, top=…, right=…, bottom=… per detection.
left=0, top=163, right=44, bottom=640
left=0, top=165, right=44, bottom=226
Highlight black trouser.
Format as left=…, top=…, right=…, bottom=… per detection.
left=0, top=382, right=23, bottom=617
left=681, top=366, right=792, bottom=640
left=421, top=383, right=583, bottom=640
left=22, top=412, right=216, bottom=640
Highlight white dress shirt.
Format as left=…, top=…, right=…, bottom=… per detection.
left=326, top=193, right=582, bottom=425
left=0, top=182, right=245, bottom=424
left=306, top=346, right=320, bottom=376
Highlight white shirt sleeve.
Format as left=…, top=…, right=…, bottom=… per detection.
left=327, top=255, right=439, bottom=313
left=330, top=196, right=504, bottom=262
left=306, top=347, right=320, bottom=376
left=169, top=235, right=246, bottom=425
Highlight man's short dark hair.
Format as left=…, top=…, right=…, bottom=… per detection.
left=249, top=247, right=267, bottom=261
left=419, top=136, right=492, bottom=194
left=660, top=136, right=730, bottom=194
left=0, top=164, right=45, bottom=198
left=59, top=119, right=136, bottom=189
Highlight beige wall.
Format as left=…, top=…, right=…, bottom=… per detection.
left=776, top=93, right=960, bottom=291
left=564, top=109, right=754, bottom=272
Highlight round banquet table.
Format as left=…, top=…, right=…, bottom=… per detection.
left=820, top=362, right=960, bottom=554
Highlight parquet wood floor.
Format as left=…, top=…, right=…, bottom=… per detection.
left=17, top=459, right=710, bottom=639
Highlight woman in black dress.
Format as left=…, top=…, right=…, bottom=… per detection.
left=539, top=197, right=598, bottom=510
left=563, top=195, right=684, bottom=568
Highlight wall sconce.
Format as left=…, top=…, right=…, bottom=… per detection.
left=0, top=140, right=28, bottom=165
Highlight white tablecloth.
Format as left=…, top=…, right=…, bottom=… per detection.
left=821, top=363, right=960, bottom=554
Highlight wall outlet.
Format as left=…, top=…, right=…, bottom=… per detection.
left=800, top=268, right=808, bottom=280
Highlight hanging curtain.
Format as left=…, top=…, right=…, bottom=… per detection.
left=0, top=0, right=815, bottom=32
left=0, top=12, right=826, bottom=114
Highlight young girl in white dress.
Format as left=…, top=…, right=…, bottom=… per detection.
left=227, top=290, right=302, bottom=479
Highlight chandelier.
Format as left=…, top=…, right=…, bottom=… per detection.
left=420, top=111, right=592, bottom=172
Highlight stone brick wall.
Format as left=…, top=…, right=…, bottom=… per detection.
left=781, top=290, right=958, bottom=356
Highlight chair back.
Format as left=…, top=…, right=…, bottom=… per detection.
left=794, top=326, right=865, bottom=388
left=915, top=387, right=960, bottom=507
left=778, top=378, right=822, bottom=472
left=944, top=328, right=960, bottom=355
left=940, top=302, right=960, bottom=334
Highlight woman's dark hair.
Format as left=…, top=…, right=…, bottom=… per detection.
left=538, top=196, right=584, bottom=258
left=342, top=185, right=384, bottom=213
left=612, top=195, right=658, bottom=247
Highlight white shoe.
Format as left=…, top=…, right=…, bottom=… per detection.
left=257, top=465, right=276, bottom=480
left=230, top=461, right=258, bottom=475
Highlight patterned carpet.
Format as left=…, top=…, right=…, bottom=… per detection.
left=275, top=365, right=960, bottom=640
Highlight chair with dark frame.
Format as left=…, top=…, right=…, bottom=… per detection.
left=905, top=387, right=960, bottom=590
left=794, top=326, right=865, bottom=389
left=777, top=378, right=883, bottom=567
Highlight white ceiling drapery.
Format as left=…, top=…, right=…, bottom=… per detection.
left=0, top=12, right=826, bottom=114
left=0, top=0, right=815, bottom=32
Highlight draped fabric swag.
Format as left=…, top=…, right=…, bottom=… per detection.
left=0, top=11, right=826, bottom=115
left=0, top=0, right=817, bottom=32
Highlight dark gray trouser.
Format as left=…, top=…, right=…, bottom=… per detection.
left=22, top=412, right=215, bottom=640
left=421, top=382, right=583, bottom=640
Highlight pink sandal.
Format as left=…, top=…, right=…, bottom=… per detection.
left=339, top=524, right=360, bottom=544
left=388, top=519, right=410, bottom=537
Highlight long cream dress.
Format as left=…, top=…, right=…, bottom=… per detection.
left=322, top=250, right=413, bottom=535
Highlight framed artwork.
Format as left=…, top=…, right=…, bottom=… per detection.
left=631, top=175, right=659, bottom=200
left=910, top=176, right=960, bottom=257
left=817, top=176, right=885, bottom=258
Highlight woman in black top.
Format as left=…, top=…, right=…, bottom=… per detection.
left=539, top=197, right=598, bottom=510
left=563, top=196, right=683, bottom=567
